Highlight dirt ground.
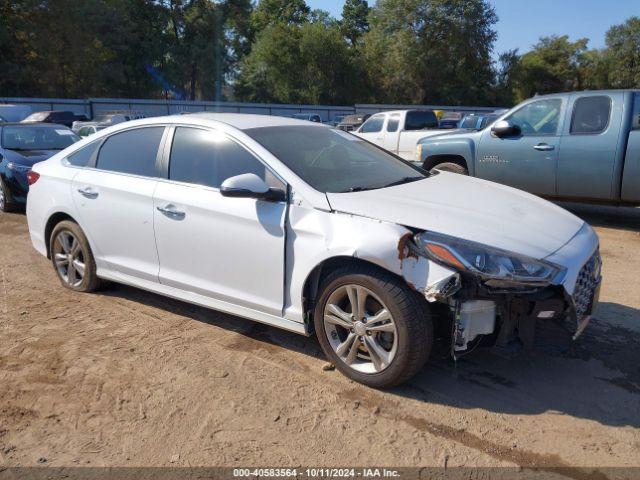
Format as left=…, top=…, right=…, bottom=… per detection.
left=0, top=203, right=639, bottom=470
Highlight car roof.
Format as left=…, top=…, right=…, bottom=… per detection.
left=187, top=112, right=326, bottom=130
left=0, top=121, right=68, bottom=127
left=532, top=89, right=640, bottom=99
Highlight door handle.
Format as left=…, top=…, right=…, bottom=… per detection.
left=533, top=143, right=555, bottom=151
left=77, top=187, right=98, bottom=199
left=157, top=204, right=185, bottom=219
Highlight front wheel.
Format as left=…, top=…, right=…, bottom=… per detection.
left=314, top=266, right=433, bottom=388
left=0, top=177, right=16, bottom=213
left=50, top=220, right=101, bottom=292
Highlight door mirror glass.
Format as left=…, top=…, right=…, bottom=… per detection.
left=220, top=173, right=285, bottom=201
left=491, top=120, right=521, bottom=138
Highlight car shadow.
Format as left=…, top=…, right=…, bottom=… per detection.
left=98, top=284, right=640, bottom=429
left=556, top=202, right=640, bottom=232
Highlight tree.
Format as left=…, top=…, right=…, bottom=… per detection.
left=361, top=0, right=497, bottom=105
left=603, top=16, right=640, bottom=88
left=234, top=21, right=367, bottom=105
left=250, top=0, right=310, bottom=34
left=512, top=35, right=589, bottom=101
left=340, top=0, right=370, bottom=45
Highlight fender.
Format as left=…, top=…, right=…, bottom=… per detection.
left=418, top=135, right=479, bottom=176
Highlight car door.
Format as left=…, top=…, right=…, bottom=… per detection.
left=71, top=126, right=166, bottom=282
left=557, top=93, right=621, bottom=200
left=475, top=97, right=564, bottom=195
left=153, top=126, right=287, bottom=316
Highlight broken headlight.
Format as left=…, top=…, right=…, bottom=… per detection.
left=414, top=231, right=564, bottom=285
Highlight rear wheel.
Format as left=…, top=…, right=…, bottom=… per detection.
left=314, top=265, right=433, bottom=388
left=429, top=162, right=468, bottom=175
left=50, top=220, right=101, bottom=292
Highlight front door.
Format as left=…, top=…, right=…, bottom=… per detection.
left=475, top=97, right=564, bottom=196
left=153, top=127, right=287, bottom=316
left=71, top=126, right=165, bottom=282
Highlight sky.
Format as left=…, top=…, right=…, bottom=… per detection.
left=306, top=0, right=638, bottom=56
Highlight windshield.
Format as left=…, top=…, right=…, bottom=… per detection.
left=460, top=116, right=481, bottom=129
left=1, top=125, right=80, bottom=150
left=245, top=126, right=426, bottom=193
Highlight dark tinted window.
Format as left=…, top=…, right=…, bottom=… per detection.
left=66, top=141, right=100, bottom=167
left=169, top=127, right=282, bottom=189
left=571, top=96, right=611, bottom=134
left=405, top=111, right=438, bottom=130
left=387, top=114, right=400, bottom=132
left=96, top=127, right=163, bottom=177
left=360, top=116, right=384, bottom=133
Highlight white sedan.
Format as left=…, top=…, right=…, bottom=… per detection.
left=26, top=114, right=601, bottom=387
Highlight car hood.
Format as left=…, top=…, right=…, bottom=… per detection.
left=325, top=172, right=585, bottom=260
left=2, top=148, right=60, bottom=167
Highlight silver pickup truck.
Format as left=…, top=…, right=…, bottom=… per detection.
left=416, top=90, right=640, bottom=206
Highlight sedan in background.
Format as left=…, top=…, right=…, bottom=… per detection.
left=0, top=123, right=79, bottom=212
left=291, top=113, right=322, bottom=123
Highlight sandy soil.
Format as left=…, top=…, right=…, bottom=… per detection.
left=0, top=204, right=639, bottom=470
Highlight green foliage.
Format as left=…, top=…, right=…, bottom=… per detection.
left=603, top=16, right=640, bottom=89
left=340, top=0, right=370, bottom=45
left=361, top=0, right=498, bottom=105
left=1, top=0, right=639, bottom=105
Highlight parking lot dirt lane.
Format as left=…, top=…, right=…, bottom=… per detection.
left=0, top=206, right=639, bottom=469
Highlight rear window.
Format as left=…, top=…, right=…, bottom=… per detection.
left=570, top=96, right=611, bottom=134
left=96, top=127, right=164, bottom=177
left=405, top=111, right=438, bottom=130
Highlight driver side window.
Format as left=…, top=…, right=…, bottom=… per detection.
left=505, top=99, right=562, bottom=136
left=360, top=115, right=385, bottom=133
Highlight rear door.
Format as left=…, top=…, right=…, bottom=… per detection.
left=153, top=126, right=287, bottom=315
left=475, top=97, right=564, bottom=195
left=556, top=92, right=622, bottom=200
left=71, top=126, right=166, bottom=282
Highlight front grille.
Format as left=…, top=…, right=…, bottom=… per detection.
left=572, top=250, right=601, bottom=320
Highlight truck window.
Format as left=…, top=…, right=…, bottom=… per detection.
left=405, top=111, right=438, bottom=130
left=360, top=115, right=384, bottom=133
left=632, top=94, right=640, bottom=130
left=570, top=96, right=611, bottom=134
left=387, top=114, right=400, bottom=132
left=505, top=99, right=562, bottom=136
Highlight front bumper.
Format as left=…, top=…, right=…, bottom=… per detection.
left=2, top=168, right=30, bottom=204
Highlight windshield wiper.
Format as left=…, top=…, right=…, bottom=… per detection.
left=341, top=186, right=373, bottom=193
left=380, top=176, right=425, bottom=189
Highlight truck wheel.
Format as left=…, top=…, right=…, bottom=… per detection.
left=314, top=265, right=433, bottom=388
left=430, top=162, right=468, bottom=175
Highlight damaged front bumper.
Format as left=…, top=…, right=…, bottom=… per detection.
left=403, top=224, right=602, bottom=356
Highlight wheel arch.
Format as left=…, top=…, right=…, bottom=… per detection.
left=301, top=256, right=414, bottom=325
left=423, top=154, right=468, bottom=172
left=44, top=212, right=80, bottom=259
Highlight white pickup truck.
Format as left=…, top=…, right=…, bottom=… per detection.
left=353, top=109, right=443, bottom=160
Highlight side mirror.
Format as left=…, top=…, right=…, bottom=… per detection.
left=491, top=120, right=521, bottom=138
left=220, top=173, right=286, bottom=202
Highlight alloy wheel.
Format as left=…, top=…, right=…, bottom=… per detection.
left=323, top=284, right=398, bottom=374
left=52, top=231, right=86, bottom=287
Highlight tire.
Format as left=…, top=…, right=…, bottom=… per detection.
left=0, top=177, right=16, bottom=213
left=314, top=265, right=433, bottom=388
left=49, top=220, right=101, bottom=292
left=429, top=162, right=468, bottom=175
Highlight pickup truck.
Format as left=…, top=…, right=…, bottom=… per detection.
left=353, top=109, right=442, bottom=160
left=415, top=90, right=640, bottom=205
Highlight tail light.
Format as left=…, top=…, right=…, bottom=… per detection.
left=26, top=171, right=40, bottom=186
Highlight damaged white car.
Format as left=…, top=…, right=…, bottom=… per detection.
left=26, top=114, right=602, bottom=387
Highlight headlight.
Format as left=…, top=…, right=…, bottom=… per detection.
left=7, top=162, right=31, bottom=172
left=414, top=231, right=564, bottom=284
